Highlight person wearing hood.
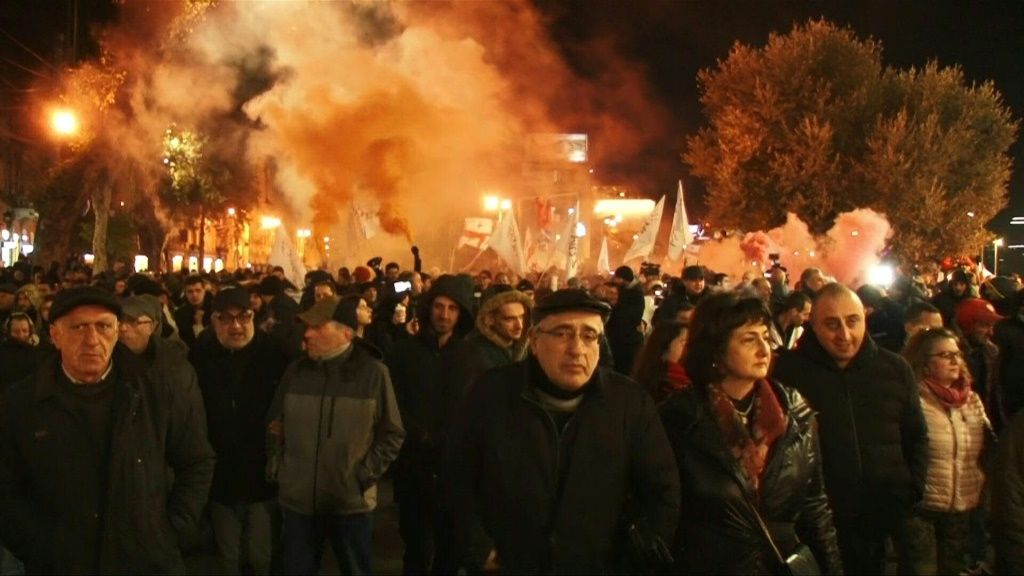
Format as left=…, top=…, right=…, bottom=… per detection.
left=450, top=288, right=533, bottom=391
left=774, top=283, right=928, bottom=575
left=387, top=274, right=476, bottom=575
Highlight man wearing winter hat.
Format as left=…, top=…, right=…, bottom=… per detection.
left=447, top=289, right=680, bottom=573
left=387, top=274, right=476, bottom=574
left=0, top=286, right=214, bottom=573
left=267, top=295, right=404, bottom=574
left=957, top=297, right=1008, bottom=430
left=607, top=265, right=646, bottom=375
left=191, top=287, right=291, bottom=575
left=653, top=264, right=709, bottom=324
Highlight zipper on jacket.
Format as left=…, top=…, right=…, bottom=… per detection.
left=312, top=369, right=327, bottom=513
left=948, top=408, right=959, bottom=511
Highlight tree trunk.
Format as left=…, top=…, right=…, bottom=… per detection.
left=198, top=201, right=206, bottom=272
left=91, top=178, right=111, bottom=274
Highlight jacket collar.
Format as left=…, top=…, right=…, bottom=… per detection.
left=33, top=344, right=145, bottom=404
left=794, top=326, right=879, bottom=372
left=517, top=356, right=607, bottom=403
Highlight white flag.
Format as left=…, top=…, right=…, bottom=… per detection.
left=597, top=236, right=611, bottom=274
left=269, top=226, right=307, bottom=289
left=623, top=195, right=665, bottom=263
left=667, top=180, right=695, bottom=261
left=487, top=209, right=526, bottom=275
left=457, top=217, right=494, bottom=250
left=565, top=199, right=581, bottom=279
left=353, top=202, right=380, bottom=240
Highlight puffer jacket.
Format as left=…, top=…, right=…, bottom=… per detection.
left=918, top=385, right=989, bottom=512
left=659, top=381, right=844, bottom=575
left=269, top=342, right=405, bottom=516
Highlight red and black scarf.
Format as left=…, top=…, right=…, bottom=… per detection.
left=707, top=380, right=787, bottom=493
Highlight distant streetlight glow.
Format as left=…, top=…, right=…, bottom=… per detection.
left=483, top=196, right=499, bottom=212
left=260, top=215, right=281, bottom=229
left=51, top=108, right=79, bottom=137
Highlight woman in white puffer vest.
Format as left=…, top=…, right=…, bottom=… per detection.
left=897, top=327, right=991, bottom=575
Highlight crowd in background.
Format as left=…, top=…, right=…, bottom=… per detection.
left=1, top=250, right=1024, bottom=575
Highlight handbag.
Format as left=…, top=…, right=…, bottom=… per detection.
left=746, top=502, right=822, bottom=576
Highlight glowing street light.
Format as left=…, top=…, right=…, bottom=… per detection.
left=50, top=108, right=79, bottom=137
left=227, top=207, right=236, bottom=217
left=296, top=229, right=312, bottom=238
left=260, top=215, right=281, bottom=229
left=483, top=196, right=500, bottom=212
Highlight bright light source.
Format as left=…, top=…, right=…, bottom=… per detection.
left=260, top=216, right=281, bottom=229
left=297, top=229, right=312, bottom=238
left=593, top=199, right=656, bottom=218
left=568, top=207, right=576, bottom=216
left=227, top=207, right=236, bottom=217
left=967, top=211, right=976, bottom=218
left=188, top=256, right=199, bottom=271
left=500, top=199, right=512, bottom=211
left=1, top=230, right=10, bottom=241
left=172, top=255, right=184, bottom=271
left=134, top=255, right=149, bottom=272
left=21, top=244, right=33, bottom=255
left=51, top=108, right=79, bottom=137
left=214, top=258, right=224, bottom=273
left=83, top=253, right=95, bottom=265
left=994, top=238, right=1004, bottom=247
left=483, top=196, right=500, bottom=212
left=851, top=230, right=860, bottom=237
left=203, top=257, right=213, bottom=272
left=323, top=236, right=331, bottom=243
left=868, top=264, right=895, bottom=288
left=575, top=222, right=587, bottom=237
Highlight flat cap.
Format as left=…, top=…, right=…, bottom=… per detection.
left=296, top=296, right=340, bottom=327
left=532, top=288, right=611, bottom=325
left=212, top=287, right=251, bottom=312
left=50, top=286, right=123, bottom=324
left=121, top=294, right=162, bottom=322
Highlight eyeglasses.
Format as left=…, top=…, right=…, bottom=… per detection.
left=534, top=326, right=602, bottom=344
left=214, top=311, right=254, bottom=326
left=930, top=351, right=962, bottom=362
left=121, top=318, right=154, bottom=328
left=64, top=321, right=118, bottom=336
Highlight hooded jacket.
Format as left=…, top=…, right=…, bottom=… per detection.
left=773, top=330, right=929, bottom=522
left=388, top=275, right=476, bottom=475
left=450, top=290, right=533, bottom=394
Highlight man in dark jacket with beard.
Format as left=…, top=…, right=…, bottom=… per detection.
left=388, top=274, right=476, bottom=575
left=0, top=286, right=215, bottom=574
left=450, top=288, right=532, bottom=392
left=447, top=289, right=680, bottom=574
left=774, top=283, right=928, bottom=575
left=190, top=288, right=290, bottom=575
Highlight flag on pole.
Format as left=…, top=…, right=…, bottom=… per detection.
left=597, top=235, right=611, bottom=274
left=565, top=199, right=581, bottom=279
left=353, top=201, right=380, bottom=240
left=667, top=180, right=694, bottom=261
left=269, top=226, right=307, bottom=289
left=457, top=217, right=494, bottom=250
left=623, top=195, right=665, bottom=263
left=487, top=209, right=526, bottom=275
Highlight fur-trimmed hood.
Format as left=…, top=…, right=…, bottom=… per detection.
left=476, top=290, right=533, bottom=350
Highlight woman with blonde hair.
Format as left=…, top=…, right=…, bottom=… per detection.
left=898, top=327, right=990, bottom=575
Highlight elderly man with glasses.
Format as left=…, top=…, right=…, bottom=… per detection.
left=189, top=287, right=291, bottom=575
left=447, top=288, right=680, bottom=574
left=0, top=286, right=214, bottom=574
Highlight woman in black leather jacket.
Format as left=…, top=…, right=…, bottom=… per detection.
left=660, top=293, right=843, bottom=574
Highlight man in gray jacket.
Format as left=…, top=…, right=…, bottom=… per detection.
left=267, top=296, right=404, bottom=575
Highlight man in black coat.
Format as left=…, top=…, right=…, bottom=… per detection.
left=388, top=274, right=476, bottom=575
left=774, top=283, right=928, bottom=575
left=447, top=289, right=680, bottom=574
left=190, top=287, right=290, bottom=575
left=0, top=287, right=215, bottom=574
left=173, top=274, right=213, bottom=350
left=605, top=266, right=645, bottom=376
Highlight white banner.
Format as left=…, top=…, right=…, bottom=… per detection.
left=269, top=226, right=307, bottom=289
left=597, top=235, right=611, bottom=275
left=457, top=217, right=494, bottom=250
left=565, top=199, right=581, bottom=279
left=488, top=210, right=526, bottom=275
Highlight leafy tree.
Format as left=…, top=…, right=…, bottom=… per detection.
left=685, top=19, right=1018, bottom=265
left=161, top=126, right=224, bottom=266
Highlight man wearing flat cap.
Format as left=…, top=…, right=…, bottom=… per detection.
left=447, top=288, right=680, bottom=574
left=267, top=295, right=404, bottom=574
left=0, top=286, right=215, bottom=574
left=118, top=294, right=194, bottom=393
left=190, top=287, right=291, bottom=575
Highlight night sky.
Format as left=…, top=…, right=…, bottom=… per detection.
left=3, top=0, right=1023, bottom=239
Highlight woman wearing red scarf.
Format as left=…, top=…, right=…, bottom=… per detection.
left=659, top=293, right=843, bottom=574
left=897, top=328, right=990, bottom=575
left=631, top=321, right=690, bottom=403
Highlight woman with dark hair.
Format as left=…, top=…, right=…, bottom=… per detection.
left=896, top=328, right=989, bottom=575
left=660, top=292, right=843, bottom=574
left=631, top=321, right=689, bottom=402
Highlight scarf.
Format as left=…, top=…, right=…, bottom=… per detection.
left=707, top=380, right=787, bottom=493
left=923, top=375, right=972, bottom=409
left=663, top=361, right=691, bottom=395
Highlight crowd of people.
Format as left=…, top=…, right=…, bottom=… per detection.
left=0, top=252, right=1024, bottom=575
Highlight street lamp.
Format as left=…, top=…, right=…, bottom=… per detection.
left=994, top=238, right=1004, bottom=276
left=50, top=107, right=79, bottom=137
